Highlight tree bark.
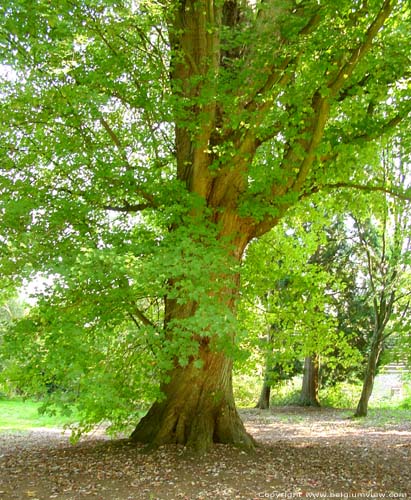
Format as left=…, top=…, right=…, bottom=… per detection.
left=299, top=355, right=320, bottom=407
left=131, top=249, right=256, bottom=452
left=131, top=342, right=255, bottom=452
left=355, top=336, right=383, bottom=417
left=255, top=379, right=271, bottom=410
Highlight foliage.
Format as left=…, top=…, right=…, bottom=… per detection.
left=239, top=201, right=365, bottom=387
left=319, top=382, right=363, bottom=409
left=268, top=379, right=303, bottom=407
left=240, top=141, right=411, bottom=410
left=0, top=296, right=26, bottom=394
left=233, top=373, right=262, bottom=408
left=399, top=389, right=411, bottom=410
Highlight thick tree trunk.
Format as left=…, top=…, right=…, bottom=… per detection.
left=131, top=347, right=255, bottom=452
left=355, top=336, right=383, bottom=417
left=133, top=0, right=332, bottom=453
left=131, top=244, right=256, bottom=453
left=299, top=355, right=320, bottom=407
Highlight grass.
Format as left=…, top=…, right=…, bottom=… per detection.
left=1, top=381, right=410, bottom=435
left=0, top=398, right=78, bottom=432
left=360, top=407, right=411, bottom=427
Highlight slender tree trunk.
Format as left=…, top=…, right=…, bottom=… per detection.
left=256, top=325, right=274, bottom=410
left=256, top=378, right=271, bottom=410
left=299, top=354, right=320, bottom=407
left=355, top=335, right=383, bottom=417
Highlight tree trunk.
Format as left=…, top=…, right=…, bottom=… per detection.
left=299, top=355, right=320, bottom=407
left=355, top=336, right=383, bottom=417
left=256, top=379, right=271, bottom=410
left=131, top=248, right=256, bottom=453
left=131, top=0, right=336, bottom=452
left=255, top=325, right=274, bottom=410
left=131, top=346, right=255, bottom=452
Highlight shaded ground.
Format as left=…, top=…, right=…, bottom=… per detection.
left=0, top=407, right=410, bottom=499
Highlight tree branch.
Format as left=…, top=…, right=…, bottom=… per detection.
left=130, top=305, right=156, bottom=329
left=351, top=112, right=407, bottom=143
left=99, top=116, right=126, bottom=155
left=244, top=8, right=322, bottom=115
left=302, top=182, right=411, bottom=202
left=328, top=0, right=395, bottom=97
left=103, top=202, right=153, bottom=213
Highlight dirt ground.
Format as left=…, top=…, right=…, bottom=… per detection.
left=0, top=407, right=410, bottom=500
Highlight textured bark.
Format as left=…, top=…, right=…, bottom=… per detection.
left=131, top=347, right=255, bottom=452
left=131, top=258, right=256, bottom=452
left=299, top=355, right=320, bottom=407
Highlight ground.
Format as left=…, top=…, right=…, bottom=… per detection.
left=0, top=407, right=410, bottom=499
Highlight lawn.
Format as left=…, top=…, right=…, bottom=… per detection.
left=0, top=398, right=77, bottom=431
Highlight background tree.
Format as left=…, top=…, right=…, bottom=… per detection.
left=351, top=148, right=411, bottom=417
left=253, top=289, right=303, bottom=411
left=297, top=215, right=373, bottom=395
left=299, top=354, right=321, bottom=407
left=1, top=0, right=411, bottom=451
left=240, top=205, right=360, bottom=409
left=0, top=294, right=26, bottom=396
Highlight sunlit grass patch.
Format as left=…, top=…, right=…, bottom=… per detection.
left=0, top=398, right=77, bottom=432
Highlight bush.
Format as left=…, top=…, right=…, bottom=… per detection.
left=233, top=373, right=261, bottom=407
left=268, top=377, right=303, bottom=406
left=234, top=374, right=305, bottom=408
left=398, top=384, right=411, bottom=409
left=319, top=382, right=362, bottom=408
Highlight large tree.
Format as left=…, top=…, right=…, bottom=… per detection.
left=1, top=0, right=410, bottom=451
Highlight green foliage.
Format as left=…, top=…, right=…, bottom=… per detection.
left=0, top=216, right=241, bottom=435
left=399, top=395, right=411, bottom=410
left=240, top=146, right=411, bottom=408
left=319, top=382, right=363, bottom=409
left=268, top=379, right=303, bottom=407
left=239, top=201, right=364, bottom=383
left=233, top=373, right=262, bottom=408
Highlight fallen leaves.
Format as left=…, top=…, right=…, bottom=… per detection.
left=0, top=408, right=410, bottom=499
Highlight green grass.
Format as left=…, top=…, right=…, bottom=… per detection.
left=0, top=398, right=78, bottom=432
left=361, top=407, right=411, bottom=427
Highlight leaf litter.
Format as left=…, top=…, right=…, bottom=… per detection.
left=0, top=407, right=410, bottom=499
